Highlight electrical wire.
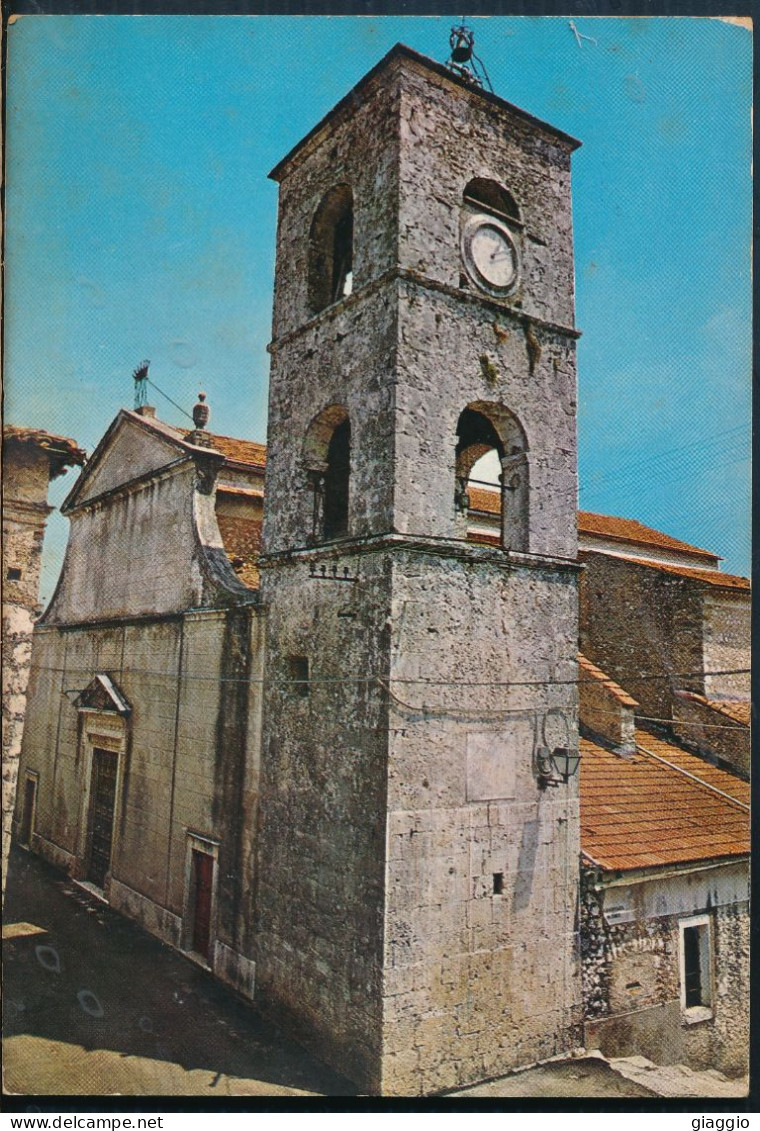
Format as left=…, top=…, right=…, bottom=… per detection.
left=43, top=661, right=749, bottom=689
left=144, top=377, right=194, bottom=422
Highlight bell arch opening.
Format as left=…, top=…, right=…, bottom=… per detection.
left=463, top=177, right=521, bottom=224
left=308, top=184, right=354, bottom=314
left=455, top=401, right=529, bottom=552
left=302, top=405, right=351, bottom=542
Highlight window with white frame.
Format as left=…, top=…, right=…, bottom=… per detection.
left=679, top=914, right=713, bottom=1019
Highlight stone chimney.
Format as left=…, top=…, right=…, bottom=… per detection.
left=578, top=653, right=638, bottom=756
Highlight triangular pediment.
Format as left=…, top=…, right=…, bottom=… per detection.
left=63, top=411, right=190, bottom=512
left=74, top=674, right=131, bottom=715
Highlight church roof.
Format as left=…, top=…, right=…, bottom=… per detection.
left=269, top=42, right=581, bottom=183
left=588, top=553, right=751, bottom=592
left=580, top=728, right=749, bottom=872
left=134, top=412, right=266, bottom=471
left=577, top=510, right=721, bottom=565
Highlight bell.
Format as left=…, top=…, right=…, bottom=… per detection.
left=450, top=29, right=474, bottom=64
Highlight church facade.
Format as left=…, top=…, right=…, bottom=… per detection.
left=13, top=45, right=749, bottom=1094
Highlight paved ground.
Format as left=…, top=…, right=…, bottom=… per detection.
left=447, top=1055, right=658, bottom=1098
left=3, top=846, right=749, bottom=1100
left=3, top=847, right=356, bottom=1097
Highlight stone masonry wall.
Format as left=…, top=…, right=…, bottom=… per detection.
left=702, top=592, right=751, bottom=701
left=581, top=864, right=749, bottom=1077
left=579, top=552, right=705, bottom=721
left=671, top=695, right=750, bottom=778
left=381, top=550, right=582, bottom=1095
left=396, top=60, right=577, bottom=329
left=2, top=443, right=55, bottom=896
left=16, top=607, right=263, bottom=995
left=255, top=549, right=392, bottom=1093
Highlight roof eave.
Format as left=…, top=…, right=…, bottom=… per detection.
left=269, top=42, right=581, bottom=183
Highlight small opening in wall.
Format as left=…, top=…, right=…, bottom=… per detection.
left=493, top=872, right=504, bottom=896
left=288, top=656, right=310, bottom=698
left=7, top=567, right=22, bottom=581
left=683, top=922, right=711, bottom=1009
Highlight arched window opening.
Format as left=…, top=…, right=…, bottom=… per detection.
left=302, top=405, right=351, bottom=542
left=455, top=401, right=529, bottom=552
left=463, top=177, right=521, bottom=224
left=323, top=419, right=351, bottom=539
left=308, top=185, right=354, bottom=314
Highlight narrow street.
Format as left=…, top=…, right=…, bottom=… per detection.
left=3, top=846, right=747, bottom=1101
left=3, top=846, right=356, bottom=1097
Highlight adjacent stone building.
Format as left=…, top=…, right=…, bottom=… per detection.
left=12, top=42, right=750, bottom=1095
left=471, top=494, right=751, bottom=777
left=2, top=426, right=85, bottom=897
left=578, top=658, right=749, bottom=1078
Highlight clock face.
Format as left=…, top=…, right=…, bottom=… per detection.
left=462, top=215, right=519, bottom=295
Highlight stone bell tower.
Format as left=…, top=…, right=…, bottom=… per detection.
left=256, top=43, right=583, bottom=1096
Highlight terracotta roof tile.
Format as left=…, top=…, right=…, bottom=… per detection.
left=128, top=412, right=266, bottom=470
left=4, top=425, right=86, bottom=469
left=634, top=730, right=750, bottom=805
left=578, top=652, right=639, bottom=707
left=580, top=731, right=749, bottom=872
left=216, top=515, right=262, bottom=591
left=675, top=691, right=751, bottom=727
left=577, top=510, right=720, bottom=563
left=468, top=486, right=500, bottom=514
left=200, top=433, right=266, bottom=469
left=604, top=554, right=750, bottom=591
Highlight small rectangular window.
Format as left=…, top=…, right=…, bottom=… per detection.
left=7, top=567, right=22, bottom=581
left=288, top=656, right=310, bottom=698
left=680, top=915, right=712, bottom=1016
left=493, top=872, right=504, bottom=896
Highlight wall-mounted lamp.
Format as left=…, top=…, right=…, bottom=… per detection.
left=536, top=745, right=581, bottom=788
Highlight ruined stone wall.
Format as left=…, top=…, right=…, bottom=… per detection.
left=2, top=444, right=55, bottom=895
left=16, top=607, right=263, bottom=996
left=702, top=592, right=751, bottom=701
left=579, top=552, right=705, bottom=721
left=581, top=863, right=749, bottom=1077
left=255, top=549, right=391, bottom=1092
left=381, top=550, right=581, bottom=1095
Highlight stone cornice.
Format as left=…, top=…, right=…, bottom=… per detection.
left=259, top=530, right=582, bottom=574
left=268, top=267, right=580, bottom=355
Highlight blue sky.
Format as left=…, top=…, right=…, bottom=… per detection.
left=4, top=15, right=752, bottom=597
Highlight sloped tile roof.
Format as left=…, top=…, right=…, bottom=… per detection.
left=217, top=515, right=262, bottom=591
left=605, top=554, right=750, bottom=592
left=131, top=412, right=267, bottom=470
left=634, top=731, right=750, bottom=804
left=580, top=730, right=749, bottom=871
left=577, top=510, right=720, bottom=563
left=578, top=652, right=639, bottom=707
left=675, top=691, right=751, bottom=727
left=4, top=425, right=86, bottom=473
left=201, top=433, right=266, bottom=469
